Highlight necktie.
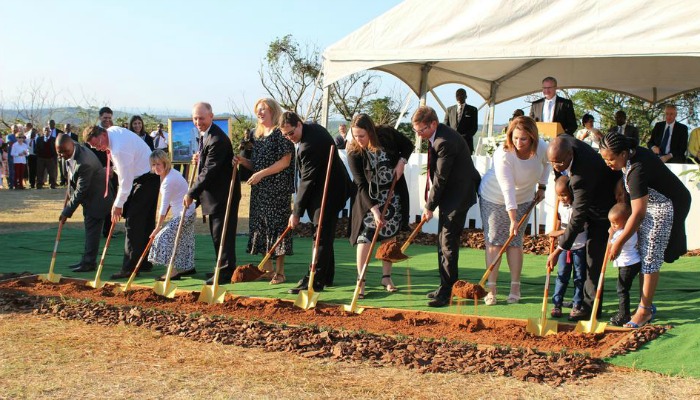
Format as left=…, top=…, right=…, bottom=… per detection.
left=424, top=145, right=433, bottom=201
left=546, top=101, right=555, bottom=122
left=618, top=126, right=622, bottom=134
left=155, top=136, right=159, bottom=148
left=660, top=126, right=671, bottom=155
left=104, top=150, right=111, bottom=198
left=458, top=104, right=463, bottom=119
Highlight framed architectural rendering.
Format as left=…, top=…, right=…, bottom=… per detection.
left=168, top=117, right=233, bottom=163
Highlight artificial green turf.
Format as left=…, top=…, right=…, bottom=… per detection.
left=2, top=227, right=699, bottom=377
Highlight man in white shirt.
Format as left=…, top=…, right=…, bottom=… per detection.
left=607, top=110, right=639, bottom=141
left=150, top=123, right=169, bottom=152
left=84, top=124, right=160, bottom=279
left=25, top=122, right=39, bottom=188
left=528, top=77, right=578, bottom=135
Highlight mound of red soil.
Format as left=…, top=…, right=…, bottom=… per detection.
left=231, top=264, right=264, bottom=283
left=452, top=280, right=488, bottom=300
left=375, top=241, right=409, bottom=262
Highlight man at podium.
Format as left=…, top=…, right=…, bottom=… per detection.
left=529, top=76, right=577, bottom=135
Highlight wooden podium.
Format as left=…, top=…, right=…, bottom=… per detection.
left=536, top=122, right=564, bottom=139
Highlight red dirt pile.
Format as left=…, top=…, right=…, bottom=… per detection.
left=375, top=241, right=409, bottom=262
left=452, top=280, right=488, bottom=300
left=231, top=263, right=264, bottom=283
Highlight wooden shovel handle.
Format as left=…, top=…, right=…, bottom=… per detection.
left=400, top=218, right=427, bottom=253
left=257, top=226, right=293, bottom=271
left=360, top=177, right=398, bottom=271
left=309, top=146, right=335, bottom=271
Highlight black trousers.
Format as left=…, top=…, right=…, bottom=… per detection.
left=208, top=199, right=240, bottom=273
left=36, top=156, right=57, bottom=188
left=27, top=155, right=37, bottom=188
left=83, top=214, right=104, bottom=266
left=121, top=173, right=159, bottom=273
left=436, top=207, right=468, bottom=299
left=617, top=262, right=641, bottom=317
left=59, top=158, right=68, bottom=185
left=309, top=211, right=338, bottom=287
left=582, top=219, right=611, bottom=314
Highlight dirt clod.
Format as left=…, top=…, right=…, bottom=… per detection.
left=231, top=264, right=264, bottom=283
left=375, top=241, right=409, bottom=262
left=452, top=280, right=488, bottom=299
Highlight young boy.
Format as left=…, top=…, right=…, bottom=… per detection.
left=549, top=175, right=588, bottom=320
left=608, top=202, right=642, bottom=326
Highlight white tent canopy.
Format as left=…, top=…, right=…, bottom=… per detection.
left=322, top=0, right=700, bottom=109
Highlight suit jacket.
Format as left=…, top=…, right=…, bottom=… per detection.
left=294, top=123, right=352, bottom=221
left=62, top=143, right=114, bottom=219
left=426, top=123, right=480, bottom=214
left=607, top=124, right=639, bottom=141
left=556, top=138, right=620, bottom=249
left=529, top=95, right=578, bottom=135
left=188, top=123, right=240, bottom=216
left=646, top=121, right=689, bottom=164
left=443, top=103, right=478, bottom=153
left=35, top=135, right=57, bottom=159
left=67, top=132, right=79, bottom=141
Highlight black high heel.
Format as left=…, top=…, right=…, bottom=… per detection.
left=358, top=278, right=366, bottom=299
left=381, top=275, right=398, bottom=292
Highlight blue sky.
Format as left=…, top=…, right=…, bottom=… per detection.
left=1, top=0, right=527, bottom=124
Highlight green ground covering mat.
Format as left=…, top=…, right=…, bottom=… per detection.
left=2, top=228, right=698, bottom=377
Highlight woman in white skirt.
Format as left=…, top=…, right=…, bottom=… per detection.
left=148, top=150, right=197, bottom=280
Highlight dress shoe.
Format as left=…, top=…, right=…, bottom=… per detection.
left=67, top=262, right=82, bottom=270
left=72, top=264, right=97, bottom=273
left=110, top=270, right=135, bottom=280
left=139, top=263, right=153, bottom=272
left=426, top=289, right=440, bottom=299
left=204, top=269, right=233, bottom=285
left=428, top=296, right=450, bottom=307
left=287, top=277, right=323, bottom=294
left=180, top=268, right=196, bottom=276
left=155, top=273, right=182, bottom=281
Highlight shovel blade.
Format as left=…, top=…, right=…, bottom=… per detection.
left=198, top=284, right=226, bottom=304
left=38, top=273, right=62, bottom=284
left=153, top=281, right=177, bottom=299
left=575, top=319, right=607, bottom=334
left=86, top=278, right=105, bottom=289
left=526, top=318, right=558, bottom=336
left=339, top=304, right=365, bottom=314
left=294, top=290, right=320, bottom=310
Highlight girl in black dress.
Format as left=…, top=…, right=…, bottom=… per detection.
left=347, top=114, right=414, bottom=297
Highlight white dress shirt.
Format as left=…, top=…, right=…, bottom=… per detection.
left=150, top=130, right=169, bottom=150
left=543, top=98, right=556, bottom=122
left=159, top=168, right=195, bottom=217
left=611, top=229, right=641, bottom=267
left=107, top=126, right=153, bottom=208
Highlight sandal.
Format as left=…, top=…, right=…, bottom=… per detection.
left=624, top=305, right=654, bottom=329
left=381, top=275, right=398, bottom=292
left=269, top=273, right=286, bottom=285
left=506, top=281, right=521, bottom=304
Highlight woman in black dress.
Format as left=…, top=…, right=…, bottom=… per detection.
left=237, top=98, right=295, bottom=284
left=599, top=132, right=691, bottom=328
left=347, top=114, right=414, bottom=297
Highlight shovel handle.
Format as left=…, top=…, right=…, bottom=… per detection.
left=400, top=217, right=427, bottom=253
left=589, top=232, right=613, bottom=317
left=478, top=201, right=537, bottom=287
left=257, top=226, right=293, bottom=271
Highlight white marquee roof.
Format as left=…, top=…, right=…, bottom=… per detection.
left=323, top=0, right=700, bottom=103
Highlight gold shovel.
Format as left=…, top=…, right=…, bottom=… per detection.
left=575, top=233, right=613, bottom=334
left=39, top=187, right=70, bottom=283
left=526, top=198, right=560, bottom=336
left=295, top=146, right=336, bottom=310
left=86, top=222, right=116, bottom=289
left=198, top=160, right=237, bottom=304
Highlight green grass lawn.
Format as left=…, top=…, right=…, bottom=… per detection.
left=2, top=227, right=699, bottom=377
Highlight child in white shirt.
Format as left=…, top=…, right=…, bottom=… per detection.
left=608, top=202, right=642, bottom=326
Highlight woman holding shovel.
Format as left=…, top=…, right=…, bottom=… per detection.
left=478, top=116, right=550, bottom=305
left=148, top=150, right=197, bottom=280
left=237, top=98, right=295, bottom=285
left=347, top=114, right=414, bottom=297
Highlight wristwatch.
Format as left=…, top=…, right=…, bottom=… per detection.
left=538, top=184, right=546, bottom=191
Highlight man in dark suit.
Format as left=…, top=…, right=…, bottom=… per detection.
left=184, top=102, right=241, bottom=284
left=529, top=77, right=578, bottom=135
left=36, top=127, right=58, bottom=189
left=546, top=136, right=621, bottom=320
left=25, top=122, right=39, bottom=188
left=647, top=104, right=689, bottom=164
left=56, top=134, right=114, bottom=272
left=333, top=123, right=347, bottom=150
left=607, top=110, right=639, bottom=141
left=280, top=111, right=352, bottom=293
left=444, top=88, right=478, bottom=154
left=414, top=106, right=481, bottom=307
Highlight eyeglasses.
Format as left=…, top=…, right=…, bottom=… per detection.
left=412, top=125, right=430, bottom=135
left=281, top=128, right=295, bottom=137
left=542, top=86, right=556, bottom=90
left=549, top=159, right=567, bottom=168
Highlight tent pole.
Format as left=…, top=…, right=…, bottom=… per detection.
left=394, top=92, right=413, bottom=130
left=320, top=86, right=330, bottom=128
left=429, top=89, right=447, bottom=113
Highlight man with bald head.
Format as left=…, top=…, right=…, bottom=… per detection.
left=56, top=134, right=114, bottom=272
left=546, top=136, right=620, bottom=320
left=84, top=122, right=160, bottom=279
left=184, top=102, right=240, bottom=284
